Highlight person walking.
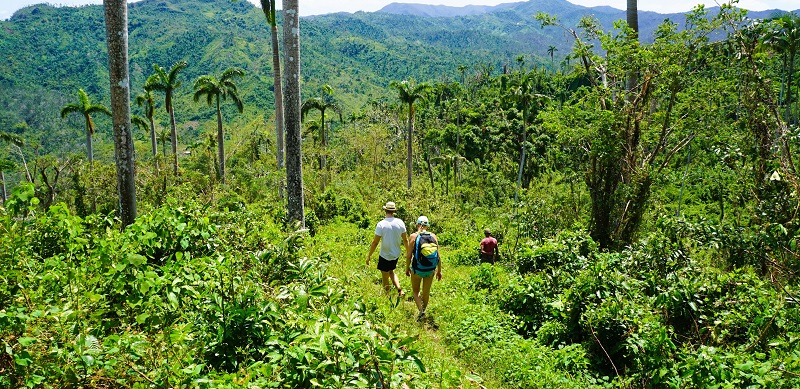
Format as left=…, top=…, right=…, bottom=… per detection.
left=367, top=201, right=408, bottom=297
left=405, top=215, right=442, bottom=321
left=479, top=228, right=498, bottom=265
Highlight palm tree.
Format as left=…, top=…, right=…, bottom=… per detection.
left=193, top=68, right=245, bottom=184
left=764, top=13, right=800, bottom=124
left=547, top=45, right=557, bottom=66
left=104, top=0, right=137, bottom=225
left=157, top=127, right=171, bottom=157
left=260, top=0, right=285, bottom=171
left=283, top=0, right=304, bottom=226
left=0, top=131, right=23, bottom=205
left=626, top=0, right=639, bottom=93
left=146, top=60, right=188, bottom=176
left=60, top=89, right=111, bottom=164
left=301, top=84, right=342, bottom=174
left=390, top=79, right=432, bottom=189
left=131, top=115, right=150, bottom=139
left=510, top=72, right=548, bottom=201
left=135, top=89, right=158, bottom=168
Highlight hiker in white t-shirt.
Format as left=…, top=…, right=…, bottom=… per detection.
left=366, top=201, right=408, bottom=297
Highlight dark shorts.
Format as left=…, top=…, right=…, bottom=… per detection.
left=377, top=256, right=398, bottom=272
left=479, top=253, right=495, bottom=264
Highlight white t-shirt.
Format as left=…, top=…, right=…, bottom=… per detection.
left=375, top=216, right=407, bottom=260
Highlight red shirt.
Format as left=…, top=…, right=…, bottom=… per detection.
left=480, top=237, right=498, bottom=255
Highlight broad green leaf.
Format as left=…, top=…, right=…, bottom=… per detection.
left=136, top=313, right=150, bottom=324
left=18, top=337, right=37, bottom=347
left=126, top=254, right=147, bottom=266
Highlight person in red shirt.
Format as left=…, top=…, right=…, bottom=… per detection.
left=479, top=228, right=498, bottom=265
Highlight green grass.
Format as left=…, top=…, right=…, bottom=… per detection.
left=307, top=220, right=504, bottom=388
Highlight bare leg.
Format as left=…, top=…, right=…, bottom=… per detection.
left=411, top=272, right=424, bottom=313
left=382, top=270, right=403, bottom=294
left=420, top=275, right=434, bottom=312
left=381, top=271, right=391, bottom=292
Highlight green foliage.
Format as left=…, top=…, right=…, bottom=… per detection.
left=4, top=1, right=800, bottom=388
left=469, top=263, right=499, bottom=291
left=124, top=199, right=218, bottom=265
left=513, top=229, right=597, bottom=275
left=4, top=181, right=39, bottom=218
left=311, top=188, right=369, bottom=228
left=0, top=201, right=426, bottom=387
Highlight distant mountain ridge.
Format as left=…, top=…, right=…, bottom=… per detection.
left=378, top=2, right=520, bottom=17
left=378, top=0, right=796, bottom=18
left=0, top=0, right=796, bottom=160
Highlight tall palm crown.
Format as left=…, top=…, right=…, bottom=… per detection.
left=60, top=88, right=111, bottom=163
left=301, top=85, right=342, bottom=147
left=390, top=79, right=432, bottom=189
left=135, top=89, right=159, bottom=163
left=145, top=60, right=188, bottom=175
left=193, top=67, right=245, bottom=184
left=145, top=61, right=187, bottom=113
left=260, top=0, right=277, bottom=26
left=131, top=115, right=149, bottom=136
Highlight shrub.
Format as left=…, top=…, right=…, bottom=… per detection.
left=470, top=263, right=499, bottom=291
left=497, top=273, right=558, bottom=337
left=124, top=199, right=219, bottom=265
left=514, top=229, right=596, bottom=275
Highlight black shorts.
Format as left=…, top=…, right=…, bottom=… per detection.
left=377, top=256, right=398, bottom=272
left=479, top=253, right=495, bottom=264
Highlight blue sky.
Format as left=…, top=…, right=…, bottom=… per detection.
left=1, top=0, right=796, bottom=20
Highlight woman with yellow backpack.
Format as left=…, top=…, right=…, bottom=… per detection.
left=405, top=215, right=442, bottom=322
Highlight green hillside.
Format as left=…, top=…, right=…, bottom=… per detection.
left=2, top=1, right=800, bottom=388
left=0, top=0, right=790, bottom=163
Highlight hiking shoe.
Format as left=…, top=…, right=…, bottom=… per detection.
left=417, top=311, right=425, bottom=322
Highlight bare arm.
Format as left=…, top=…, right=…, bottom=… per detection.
left=366, top=235, right=381, bottom=265
left=433, top=233, right=442, bottom=281
left=405, top=232, right=415, bottom=276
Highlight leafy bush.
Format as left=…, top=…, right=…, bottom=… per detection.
left=469, top=263, right=499, bottom=291
left=514, top=229, right=596, bottom=275
left=0, top=200, right=426, bottom=388
left=311, top=188, right=370, bottom=229
left=123, top=199, right=219, bottom=265
left=497, top=273, right=559, bottom=337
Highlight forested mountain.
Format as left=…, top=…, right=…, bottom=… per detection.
left=380, top=0, right=795, bottom=19
left=4, top=0, right=800, bottom=387
left=1, top=0, right=792, bottom=161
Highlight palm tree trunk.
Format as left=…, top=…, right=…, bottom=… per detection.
left=407, top=106, right=413, bottom=189
left=515, top=107, right=527, bottom=202
left=626, top=0, right=639, bottom=94
left=283, top=0, right=304, bottom=226
left=103, top=0, right=137, bottom=226
left=1, top=171, right=6, bottom=205
left=86, top=122, right=94, bottom=163
left=169, top=105, right=178, bottom=175
left=786, top=48, right=795, bottom=124
left=320, top=111, right=329, bottom=191
left=425, top=152, right=435, bottom=196
left=271, top=24, right=285, bottom=171
left=216, top=97, right=225, bottom=184
left=320, top=110, right=327, bottom=170
left=149, top=116, right=158, bottom=170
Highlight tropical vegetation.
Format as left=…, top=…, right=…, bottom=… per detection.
left=2, top=0, right=800, bottom=388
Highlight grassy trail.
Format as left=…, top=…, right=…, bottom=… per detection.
left=307, top=221, right=503, bottom=388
